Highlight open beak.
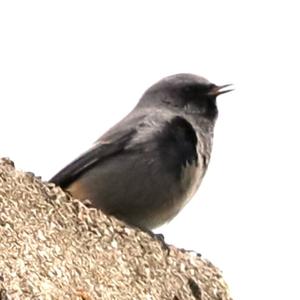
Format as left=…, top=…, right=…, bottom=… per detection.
left=208, top=84, right=234, bottom=96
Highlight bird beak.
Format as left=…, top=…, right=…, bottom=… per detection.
left=208, top=84, right=234, bottom=96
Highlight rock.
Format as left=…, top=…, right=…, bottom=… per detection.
left=0, top=158, right=232, bottom=300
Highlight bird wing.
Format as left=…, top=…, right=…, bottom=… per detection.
left=50, top=127, right=137, bottom=188
left=50, top=114, right=199, bottom=189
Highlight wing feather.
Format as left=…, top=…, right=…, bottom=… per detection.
left=50, top=128, right=136, bottom=187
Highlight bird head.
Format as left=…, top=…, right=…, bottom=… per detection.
left=139, top=73, right=233, bottom=120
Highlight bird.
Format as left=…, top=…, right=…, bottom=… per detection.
left=50, top=74, right=232, bottom=230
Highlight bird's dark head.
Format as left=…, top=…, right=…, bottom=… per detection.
left=139, top=73, right=233, bottom=120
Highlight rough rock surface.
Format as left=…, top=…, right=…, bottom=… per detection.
left=0, top=158, right=232, bottom=300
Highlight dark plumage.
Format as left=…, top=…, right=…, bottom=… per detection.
left=50, top=74, right=232, bottom=229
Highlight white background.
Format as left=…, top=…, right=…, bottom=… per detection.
left=1, top=1, right=299, bottom=299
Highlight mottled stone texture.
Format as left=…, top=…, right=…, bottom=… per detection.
left=0, top=158, right=232, bottom=300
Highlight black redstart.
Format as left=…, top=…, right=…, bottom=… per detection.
left=50, top=74, right=232, bottom=229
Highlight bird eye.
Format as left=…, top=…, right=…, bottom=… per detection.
left=183, top=84, right=198, bottom=93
